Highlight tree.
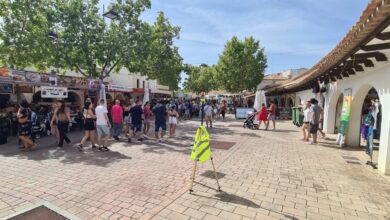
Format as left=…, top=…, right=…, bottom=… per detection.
left=183, top=64, right=218, bottom=94
left=142, top=12, right=183, bottom=90
left=215, top=36, right=267, bottom=93
left=0, top=0, right=182, bottom=89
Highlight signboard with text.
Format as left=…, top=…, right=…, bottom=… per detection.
left=41, top=86, right=68, bottom=98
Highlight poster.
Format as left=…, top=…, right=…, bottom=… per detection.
left=89, top=80, right=101, bottom=89
left=338, top=88, right=352, bottom=135
left=0, top=84, right=13, bottom=94
left=12, top=70, right=26, bottom=82
left=0, top=68, right=12, bottom=82
left=25, top=72, right=42, bottom=84
left=41, top=86, right=68, bottom=98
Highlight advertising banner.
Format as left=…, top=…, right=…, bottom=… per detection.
left=0, top=84, right=13, bottom=94
left=11, top=70, right=26, bottom=82
left=339, top=88, right=352, bottom=135
left=41, top=86, right=68, bottom=98
left=0, top=68, right=12, bottom=82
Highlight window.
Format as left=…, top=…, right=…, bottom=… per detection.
left=137, top=79, right=140, bottom=88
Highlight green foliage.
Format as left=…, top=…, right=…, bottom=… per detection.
left=183, top=64, right=218, bottom=94
left=141, top=12, right=183, bottom=90
left=0, top=0, right=182, bottom=89
left=216, top=36, right=267, bottom=92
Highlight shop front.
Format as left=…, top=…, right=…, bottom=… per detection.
left=264, top=1, right=390, bottom=174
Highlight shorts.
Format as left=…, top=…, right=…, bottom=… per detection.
left=144, top=118, right=151, bottom=126
left=205, top=115, right=212, bottom=122
left=124, top=116, right=130, bottom=124
left=155, top=122, right=167, bottom=132
left=169, top=117, right=177, bottom=125
left=96, top=125, right=110, bottom=137
left=267, top=114, right=275, bottom=121
left=309, top=123, right=319, bottom=134
left=84, top=119, right=95, bottom=131
left=185, top=109, right=190, bottom=115
left=131, top=123, right=142, bottom=132
left=18, top=122, right=31, bottom=136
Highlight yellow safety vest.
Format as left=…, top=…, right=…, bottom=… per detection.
left=191, top=126, right=212, bottom=163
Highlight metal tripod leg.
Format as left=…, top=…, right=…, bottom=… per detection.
left=189, top=160, right=198, bottom=194
left=210, top=157, right=221, bottom=192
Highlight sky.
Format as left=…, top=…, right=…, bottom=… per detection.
left=101, top=0, right=369, bottom=75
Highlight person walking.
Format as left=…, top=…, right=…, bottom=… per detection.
left=266, top=100, right=277, bottom=130
left=95, top=99, right=111, bottom=151
left=49, top=103, right=60, bottom=145
left=54, top=100, right=72, bottom=148
left=143, top=102, right=151, bottom=136
left=301, top=101, right=311, bottom=142
left=220, top=100, right=227, bottom=119
left=184, top=101, right=191, bottom=120
left=203, top=102, right=214, bottom=128
left=153, top=100, right=167, bottom=142
left=17, top=100, right=35, bottom=150
left=168, top=105, right=179, bottom=137
left=123, top=103, right=131, bottom=137
left=128, top=100, right=144, bottom=143
left=111, top=99, right=123, bottom=141
left=257, top=103, right=268, bottom=129
left=77, top=101, right=98, bottom=151
left=309, top=98, right=321, bottom=144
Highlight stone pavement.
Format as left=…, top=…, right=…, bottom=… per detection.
left=0, top=117, right=390, bottom=220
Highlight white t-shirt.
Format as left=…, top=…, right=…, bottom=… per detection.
left=203, top=105, right=213, bottom=116
left=303, top=108, right=311, bottom=122
left=95, top=105, right=108, bottom=125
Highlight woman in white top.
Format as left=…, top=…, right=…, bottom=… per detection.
left=168, top=106, right=179, bottom=137
left=301, top=101, right=311, bottom=142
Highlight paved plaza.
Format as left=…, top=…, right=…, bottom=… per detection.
left=0, top=117, right=390, bottom=220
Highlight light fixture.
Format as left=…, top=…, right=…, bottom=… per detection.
left=103, top=10, right=119, bottom=20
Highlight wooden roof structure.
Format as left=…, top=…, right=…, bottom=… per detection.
left=266, top=0, right=390, bottom=94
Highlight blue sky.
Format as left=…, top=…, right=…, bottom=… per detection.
left=101, top=0, right=369, bottom=74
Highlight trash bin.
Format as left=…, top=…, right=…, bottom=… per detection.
left=292, top=107, right=303, bottom=127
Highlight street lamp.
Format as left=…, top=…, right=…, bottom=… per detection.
left=103, top=10, right=119, bottom=20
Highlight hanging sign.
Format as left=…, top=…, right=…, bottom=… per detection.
left=0, top=84, right=13, bottom=94
left=41, top=86, right=68, bottom=98
left=108, top=84, right=132, bottom=92
left=25, top=72, right=42, bottom=84
left=16, top=85, right=33, bottom=93
left=88, top=90, right=98, bottom=97
left=89, top=80, right=101, bottom=89
left=339, top=88, right=352, bottom=135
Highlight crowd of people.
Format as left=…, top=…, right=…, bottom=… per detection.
left=12, top=97, right=229, bottom=152
left=300, top=98, right=326, bottom=144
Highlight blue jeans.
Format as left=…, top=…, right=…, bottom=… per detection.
left=366, top=127, right=374, bottom=156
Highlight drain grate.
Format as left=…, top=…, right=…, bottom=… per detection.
left=346, top=160, right=361, bottom=165
left=4, top=202, right=80, bottom=220
left=342, top=156, right=360, bottom=161
left=210, top=140, right=236, bottom=150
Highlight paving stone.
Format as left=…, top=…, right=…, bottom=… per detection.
left=218, top=210, right=242, bottom=220
left=183, top=207, right=206, bottom=219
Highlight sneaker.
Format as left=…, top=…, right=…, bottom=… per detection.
left=98, top=147, right=103, bottom=151
left=310, top=141, right=317, bottom=145
left=114, top=136, right=120, bottom=141
left=77, top=144, right=83, bottom=152
left=92, top=145, right=98, bottom=149
left=102, top=146, right=110, bottom=151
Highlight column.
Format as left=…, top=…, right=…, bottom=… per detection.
left=378, top=93, right=390, bottom=174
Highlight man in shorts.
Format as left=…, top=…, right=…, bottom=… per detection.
left=309, top=98, right=321, bottom=144
left=95, top=99, right=111, bottom=151
left=153, top=100, right=167, bottom=142
left=111, top=99, right=123, bottom=141
left=266, top=100, right=277, bottom=130
left=129, top=100, right=144, bottom=143
left=203, top=102, right=214, bottom=128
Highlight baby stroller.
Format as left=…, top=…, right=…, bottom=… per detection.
left=31, top=114, right=49, bottom=139
left=243, top=112, right=259, bottom=129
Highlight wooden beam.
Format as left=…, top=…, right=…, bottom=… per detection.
left=361, top=43, right=390, bottom=51
left=376, top=32, right=390, bottom=40
left=352, top=52, right=388, bottom=62
left=353, top=64, right=364, bottom=72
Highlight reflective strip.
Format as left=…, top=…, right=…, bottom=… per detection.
left=196, top=146, right=210, bottom=160
left=194, top=140, right=208, bottom=150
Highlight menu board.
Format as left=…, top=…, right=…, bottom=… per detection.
left=41, top=86, right=68, bottom=98
left=12, top=70, right=26, bottom=82
left=0, top=84, right=13, bottom=94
